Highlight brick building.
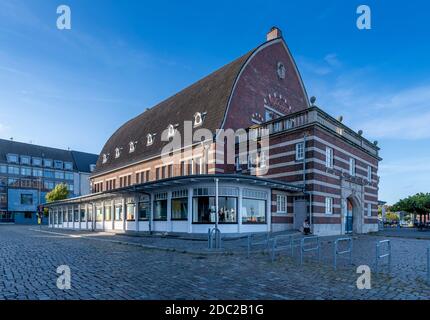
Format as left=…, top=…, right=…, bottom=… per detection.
left=47, top=28, right=381, bottom=236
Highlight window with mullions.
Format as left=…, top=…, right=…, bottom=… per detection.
left=172, top=198, right=188, bottom=220
left=64, top=162, right=73, bottom=170
left=68, top=208, right=73, bottom=222
left=44, top=159, right=53, bottom=168
left=8, top=166, right=20, bottom=175
left=87, top=206, right=93, bottom=222
left=80, top=207, right=86, bottom=222
left=20, top=167, right=32, bottom=176
left=105, top=206, right=112, bottom=221
left=32, top=158, right=42, bottom=166
left=138, top=202, right=150, bottom=221
left=20, top=156, right=31, bottom=165
left=242, top=198, right=266, bottom=224
left=154, top=200, right=167, bottom=221
left=126, top=203, right=135, bottom=221
left=74, top=207, right=79, bottom=222
left=96, top=207, right=103, bottom=222
left=7, top=154, right=18, bottom=163
left=192, top=196, right=237, bottom=224
left=54, top=160, right=63, bottom=169
left=0, top=165, right=7, bottom=174
left=44, top=170, right=54, bottom=179
left=114, top=205, right=122, bottom=221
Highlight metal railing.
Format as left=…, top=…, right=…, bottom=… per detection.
left=333, top=237, right=353, bottom=270
left=375, top=240, right=391, bottom=273
left=300, top=236, right=321, bottom=266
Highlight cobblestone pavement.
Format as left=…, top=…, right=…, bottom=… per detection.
left=0, top=225, right=429, bottom=300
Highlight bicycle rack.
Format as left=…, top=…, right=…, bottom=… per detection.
left=333, top=237, right=353, bottom=270
left=375, top=239, right=391, bottom=274
left=247, top=232, right=271, bottom=258
left=208, top=227, right=222, bottom=250
left=300, top=236, right=320, bottom=266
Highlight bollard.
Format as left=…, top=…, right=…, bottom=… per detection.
left=333, top=237, right=353, bottom=270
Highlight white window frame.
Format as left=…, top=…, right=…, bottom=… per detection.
left=276, top=195, right=286, bottom=213
left=367, top=166, right=372, bottom=181
left=325, top=147, right=333, bottom=168
left=325, top=197, right=333, bottom=215
left=147, top=134, right=153, bottom=146
left=235, top=156, right=241, bottom=171
left=296, top=142, right=305, bottom=161
left=349, top=158, right=356, bottom=176
left=367, top=203, right=372, bottom=217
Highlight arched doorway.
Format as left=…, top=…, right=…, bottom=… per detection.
left=344, top=196, right=363, bottom=234
left=345, top=199, right=353, bottom=234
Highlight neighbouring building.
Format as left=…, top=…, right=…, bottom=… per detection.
left=46, top=27, right=381, bottom=236
left=0, top=138, right=98, bottom=224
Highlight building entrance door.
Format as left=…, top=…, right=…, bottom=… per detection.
left=345, top=199, right=353, bottom=234
left=293, top=197, right=307, bottom=230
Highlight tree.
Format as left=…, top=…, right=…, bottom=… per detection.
left=46, top=183, right=69, bottom=203
left=392, top=193, right=430, bottom=214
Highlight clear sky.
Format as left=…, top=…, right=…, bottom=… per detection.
left=0, top=0, right=429, bottom=204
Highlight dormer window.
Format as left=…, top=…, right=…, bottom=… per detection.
left=129, top=141, right=137, bottom=153
left=115, top=148, right=121, bottom=159
left=147, top=134, right=153, bottom=146
left=102, top=154, right=108, bottom=164
left=194, top=112, right=204, bottom=127
left=167, top=125, right=175, bottom=138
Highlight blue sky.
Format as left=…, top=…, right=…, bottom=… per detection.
left=0, top=0, right=429, bottom=204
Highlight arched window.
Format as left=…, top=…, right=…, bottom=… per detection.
left=167, top=125, right=175, bottom=138
left=147, top=134, right=153, bottom=146
left=129, top=141, right=136, bottom=153
left=115, top=148, right=121, bottom=159
left=102, top=154, right=108, bottom=164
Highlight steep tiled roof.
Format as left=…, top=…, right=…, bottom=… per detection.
left=94, top=49, right=254, bottom=175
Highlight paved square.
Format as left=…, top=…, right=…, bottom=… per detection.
left=0, top=225, right=429, bottom=300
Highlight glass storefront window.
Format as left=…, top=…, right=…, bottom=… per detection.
left=87, top=207, right=93, bottom=221
left=96, top=207, right=103, bottom=222
left=138, top=202, right=150, bottom=221
left=114, top=206, right=122, bottom=221
left=74, top=207, right=79, bottom=222
left=242, top=198, right=266, bottom=224
left=193, top=197, right=237, bottom=224
left=80, top=207, right=86, bottom=222
left=105, top=206, right=112, bottom=221
left=154, top=200, right=167, bottom=221
left=171, top=198, right=188, bottom=220
left=68, top=208, right=73, bottom=222
left=126, top=203, right=135, bottom=221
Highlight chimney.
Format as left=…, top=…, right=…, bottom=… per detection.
left=266, top=27, right=282, bottom=41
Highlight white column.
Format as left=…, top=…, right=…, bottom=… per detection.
left=85, top=203, right=89, bottom=230
left=78, top=204, right=81, bottom=230
left=150, top=193, right=154, bottom=233
left=167, top=191, right=172, bottom=233
left=102, top=201, right=106, bottom=230
left=122, top=197, right=126, bottom=231
left=92, top=203, right=96, bottom=231
left=238, top=187, right=243, bottom=233
left=111, top=200, right=114, bottom=230
left=187, top=187, right=193, bottom=234
left=134, top=196, right=139, bottom=232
